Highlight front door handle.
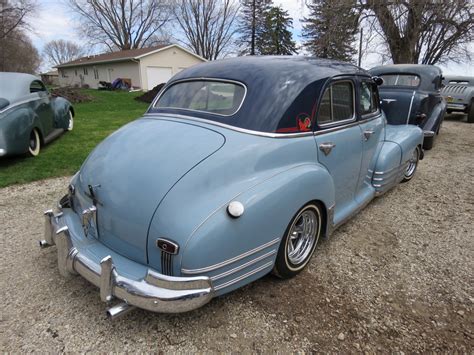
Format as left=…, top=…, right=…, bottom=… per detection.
left=319, top=142, right=336, bottom=156
left=363, top=129, right=375, bottom=141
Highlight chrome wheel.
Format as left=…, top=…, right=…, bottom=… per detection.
left=286, top=210, right=318, bottom=265
left=274, top=204, right=323, bottom=278
left=403, top=147, right=419, bottom=181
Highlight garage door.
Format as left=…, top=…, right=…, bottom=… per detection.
left=146, top=67, right=173, bottom=90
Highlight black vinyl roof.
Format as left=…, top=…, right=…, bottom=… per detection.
left=150, top=56, right=369, bottom=133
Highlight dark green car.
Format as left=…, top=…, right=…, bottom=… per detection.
left=0, top=72, right=74, bottom=157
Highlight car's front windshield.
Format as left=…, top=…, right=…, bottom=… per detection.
left=154, top=80, right=246, bottom=116
left=380, top=74, right=420, bottom=87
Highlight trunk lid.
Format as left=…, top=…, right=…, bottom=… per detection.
left=76, top=118, right=225, bottom=264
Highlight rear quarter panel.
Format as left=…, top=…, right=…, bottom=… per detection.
left=384, top=124, right=423, bottom=163
left=51, top=96, right=73, bottom=130
left=0, top=105, right=38, bottom=155
left=146, top=123, right=335, bottom=284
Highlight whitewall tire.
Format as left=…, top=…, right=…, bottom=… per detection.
left=28, top=129, right=41, bottom=157
left=67, top=110, right=74, bottom=131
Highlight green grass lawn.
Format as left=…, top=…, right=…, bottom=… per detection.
left=0, top=90, right=149, bottom=188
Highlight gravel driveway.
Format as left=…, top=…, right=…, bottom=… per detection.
left=1, top=117, right=473, bottom=352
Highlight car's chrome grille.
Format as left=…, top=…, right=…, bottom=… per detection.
left=161, top=251, right=173, bottom=276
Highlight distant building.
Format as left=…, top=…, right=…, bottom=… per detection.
left=55, top=44, right=206, bottom=90
left=40, top=70, right=59, bottom=86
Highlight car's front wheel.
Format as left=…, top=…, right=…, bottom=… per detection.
left=402, top=146, right=420, bottom=182
left=273, top=203, right=322, bottom=279
left=28, top=129, right=41, bottom=157
left=67, top=110, right=74, bottom=131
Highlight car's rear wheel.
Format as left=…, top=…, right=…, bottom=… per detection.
left=467, top=100, right=474, bottom=123
left=28, top=129, right=41, bottom=157
left=273, top=203, right=322, bottom=279
left=402, top=146, right=420, bottom=182
left=67, top=110, right=74, bottom=131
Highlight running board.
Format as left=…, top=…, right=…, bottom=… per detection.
left=44, top=128, right=64, bottom=144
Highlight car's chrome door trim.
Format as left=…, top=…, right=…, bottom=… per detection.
left=144, top=113, right=380, bottom=139
left=406, top=90, right=416, bottom=124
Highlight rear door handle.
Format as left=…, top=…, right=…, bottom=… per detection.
left=319, top=142, right=336, bottom=156
left=363, top=129, right=375, bottom=141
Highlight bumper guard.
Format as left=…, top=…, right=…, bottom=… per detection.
left=40, top=208, right=214, bottom=318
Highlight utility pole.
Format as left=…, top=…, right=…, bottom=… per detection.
left=358, top=27, right=363, bottom=67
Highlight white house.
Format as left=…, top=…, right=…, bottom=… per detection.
left=56, top=44, right=206, bottom=90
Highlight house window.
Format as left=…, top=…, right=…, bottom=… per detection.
left=83, top=67, right=88, bottom=75
left=75, top=70, right=77, bottom=76
left=61, top=70, right=67, bottom=78
left=94, top=68, right=99, bottom=80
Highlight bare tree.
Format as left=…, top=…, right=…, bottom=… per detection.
left=362, top=0, right=474, bottom=64
left=174, top=0, right=240, bottom=60
left=0, top=0, right=36, bottom=39
left=0, top=29, right=39, bottom=72
left=67, top=0, right=174, bottom=51
left=43, top=39, right=85, bottom=66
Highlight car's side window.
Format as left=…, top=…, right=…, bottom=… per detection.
left=360, top=81, right=379, bottom=116
left=30, top=80, right=47, bottom=94
left=318, top=81, right=354, bottom=126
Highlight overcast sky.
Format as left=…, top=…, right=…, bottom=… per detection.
left=31, top=0, right=472, bottom=75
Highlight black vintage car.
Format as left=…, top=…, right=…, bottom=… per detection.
left=369, top=64, right=446, bottom=150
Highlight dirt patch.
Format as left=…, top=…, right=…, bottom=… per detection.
left=134, top=83, right=165, bottom=103
left=51, top=87, right=95, bottom=104
left=0, top=117, right=473, bottom=352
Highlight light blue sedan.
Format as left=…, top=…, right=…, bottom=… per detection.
left=41, top=57, right=424, bottom=318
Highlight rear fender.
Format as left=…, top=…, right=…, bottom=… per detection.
left=385, top=124, right=423, bottom=163
left=0, top=107, right=38, bottom=154
left=372, top=141, right=402, bottom=195
left=51, top=96, right=73, bottom=129
left=180, top=164, right=335, bottom=294
left=423, top=100, right=446, bottom=133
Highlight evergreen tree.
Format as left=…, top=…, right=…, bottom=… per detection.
left=238, top=0, right=272, bottom=55
left=260, top=6, right=297, bottom=55
left=302, top=0, right=358, bottom=62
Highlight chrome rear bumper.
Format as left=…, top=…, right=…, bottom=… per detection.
left=41, top=208, right=214, bottom=316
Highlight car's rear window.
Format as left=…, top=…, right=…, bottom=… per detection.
left=154, top=80, right=246, bottom=116
left=380, top=74, right=420, bottom=87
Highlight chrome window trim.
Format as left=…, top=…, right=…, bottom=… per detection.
left=0, top=97, right=41, bottom=115
left=214, top=261, right=274, bottom=291
left=359, top=80, right=381, bottom=118
left=314, top=114, right=379, bottom=136
left=378, top=73, right=421, bottom=89
left=151, top=78, right=248, bottom=118
left=318, top=80, right=356, bottom=128
left=181, top=238, right=279, bottom=274
left=144, top=113, right=315, bottom=138
left=145, top=111, right=380, bottom=138
left=211, top=249, right=277, bottom=281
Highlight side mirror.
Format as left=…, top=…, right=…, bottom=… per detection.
left=0, top=98, right=10, bottom=110
left=372, top=76, right=384, bottom=86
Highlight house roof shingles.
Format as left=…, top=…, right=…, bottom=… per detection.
left=56, top=45, right=167, bottom=68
